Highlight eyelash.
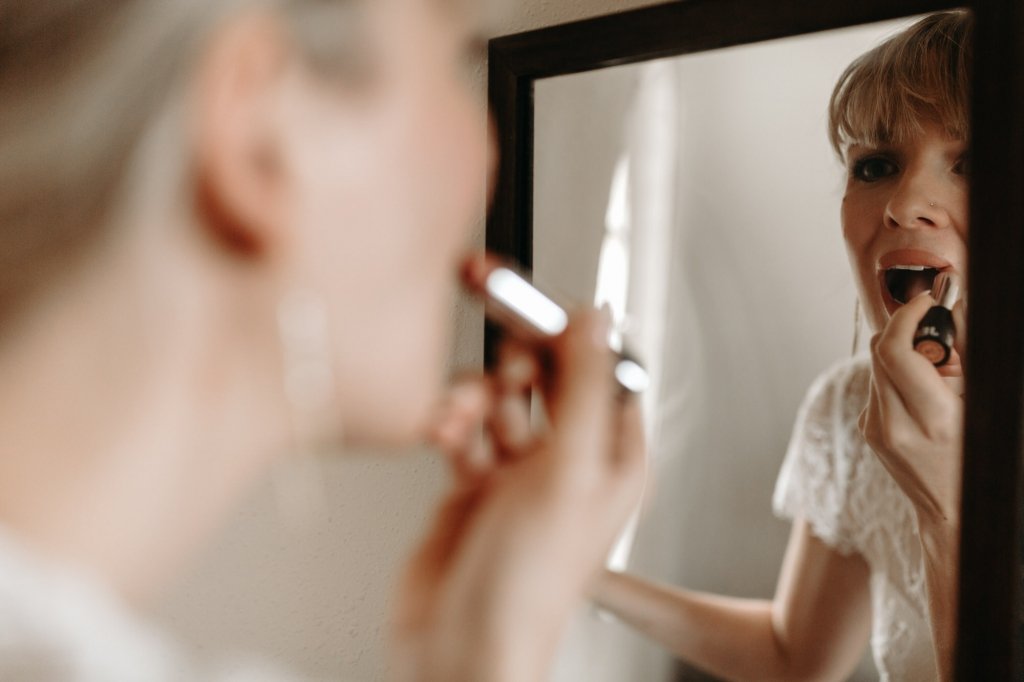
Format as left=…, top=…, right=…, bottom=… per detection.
left=953, top=152, right=971, bottom=176
left=848, top=153, right=971, bottom=182
left=849, top=155, right=898, bottom=183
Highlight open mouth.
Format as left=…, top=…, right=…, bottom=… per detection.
left=883, top=265, right=941, bottom=304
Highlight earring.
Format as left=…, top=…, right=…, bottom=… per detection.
left=274, top=290, right=338, bottom=529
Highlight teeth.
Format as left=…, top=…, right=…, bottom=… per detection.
left=888, top=264, right=929, bottom=271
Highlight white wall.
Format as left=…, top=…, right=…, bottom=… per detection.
left=151, top=2, right=660, bottom=681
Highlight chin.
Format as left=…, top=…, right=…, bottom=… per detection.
left=341, top=377, right=440, bottom=450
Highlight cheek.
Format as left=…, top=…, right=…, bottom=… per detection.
left=841, top=194, right=888, bottom=330
left=841, top=192, right=874, bottom=248
left=285, top=81, right=485, bottom=442
left=840, top=191, right=883, bottom=272
left=300, top=135, right=465, bottom=443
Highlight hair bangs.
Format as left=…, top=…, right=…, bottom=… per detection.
left=828, top=11, right=972, bottom=159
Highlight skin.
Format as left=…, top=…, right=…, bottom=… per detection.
left=0, top=0, right=645, bottom=679
left=590, top=122, right=968, bottom=681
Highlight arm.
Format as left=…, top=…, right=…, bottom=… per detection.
left=917, top=515, right=959, bottom=677
left=391, top=313, right=647, bottom=682
left=859, top=293, right=966, bottom=679
left=591, top=517, right=872, bottom=682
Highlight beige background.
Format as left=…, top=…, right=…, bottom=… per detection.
left=152, top=2, right=661, bottom=681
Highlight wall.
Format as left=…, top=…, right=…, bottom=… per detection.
left=493, top=0, right=662, bottom=34
left=151, top=2, right=660, bottom=681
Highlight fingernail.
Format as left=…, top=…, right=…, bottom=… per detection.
left=499, top=354, right=534, bottom=386
left=498, top=395, right=531, bottom=446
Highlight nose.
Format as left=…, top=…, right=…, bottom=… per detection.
left=884, top=164, right=951, bottom=231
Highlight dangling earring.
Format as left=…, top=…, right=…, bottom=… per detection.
left=851, top=297, right=862, bottom=357
left=274, top=290, right=338, bottom=529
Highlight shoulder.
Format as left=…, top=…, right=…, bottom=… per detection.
left=797, top=354, right=871, bottom=433
left=772, top=355, right=874, bottom=554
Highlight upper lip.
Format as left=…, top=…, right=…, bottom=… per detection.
left=877, top=249, right=953, bottom=272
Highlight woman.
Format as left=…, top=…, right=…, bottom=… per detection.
left=0, top=0, right=644, bottom=679
left=591, top=11, right=969, bottom=681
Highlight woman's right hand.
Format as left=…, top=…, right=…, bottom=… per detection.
left=391, top=311, right=647, bottom=682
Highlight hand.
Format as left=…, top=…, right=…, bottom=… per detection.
left=391, top=311, right=647, bottom=682
left=858, top=291, right=967, bottom=530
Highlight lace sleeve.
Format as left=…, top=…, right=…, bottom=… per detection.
left=772, top=357, right=871, bottom=556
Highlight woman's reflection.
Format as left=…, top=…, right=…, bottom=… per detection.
left=592, top=11, right=970, bottom=681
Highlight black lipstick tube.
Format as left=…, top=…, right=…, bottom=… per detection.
left=913, top=272, right=962, bottom=367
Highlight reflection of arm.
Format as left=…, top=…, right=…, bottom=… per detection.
left=590, top=517, right=871, bottom=681
left=917, top=515, right=959, bottom=680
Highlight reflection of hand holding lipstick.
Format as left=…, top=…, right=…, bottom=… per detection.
left=913, top=272, right=963, bottom=367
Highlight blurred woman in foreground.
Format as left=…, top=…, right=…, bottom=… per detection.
left=0, top=0, right=644, bottom=678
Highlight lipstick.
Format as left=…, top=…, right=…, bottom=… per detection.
left=913, top=272, right=962, bottom=367
left=462, top=254, right=649, bottom=395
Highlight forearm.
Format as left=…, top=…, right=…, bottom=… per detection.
left=591, top=570, right=796, bottom=681
left=917, top=516, right=960, bottom=681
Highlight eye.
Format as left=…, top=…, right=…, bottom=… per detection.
left=850, top=155, right=899, bottom=182
left=953, top=151, right=971, bottom=177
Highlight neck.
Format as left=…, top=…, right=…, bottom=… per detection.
left=0, top=230, right=289, bottom=605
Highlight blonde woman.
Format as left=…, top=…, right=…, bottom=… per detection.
left=592, top=11, right=970, bottom=681
left=0, top=0, right=644, bottom=679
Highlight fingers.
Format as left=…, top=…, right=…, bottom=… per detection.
left=488, top=340, right=538, bottom=459
left=495, top=339, right=539, bottom=393
left=865, top=288, right=965, bottom=452
left=952, top=298, right=967, bottom=366
left=874, top=292, right=952, bottom=415
left=610, top=396, right=648, bottom=501
left=490, top=390, right=534, bottom=459
left=544, top=310, right=615, bottom=467
left=867, top=340, right=913, bottom=427
left=429, top=376, right=493, bottom=482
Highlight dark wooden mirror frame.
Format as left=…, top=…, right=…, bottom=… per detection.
left=487, top=0, right=1024, bottom=678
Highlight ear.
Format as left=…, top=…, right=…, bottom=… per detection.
left=193, top=11, right=292, bottom=259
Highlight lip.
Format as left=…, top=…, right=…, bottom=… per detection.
left=876, top=249, right=955, bottom=316
left=877, top=249, right=953, bottom=271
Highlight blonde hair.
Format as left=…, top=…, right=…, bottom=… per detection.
left=0, top=0, right=363, bottom=319
left=828, top=10, right=973, bottom=159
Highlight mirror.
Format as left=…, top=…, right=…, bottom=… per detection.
left=533, top=20, right=908, bottom=681
left=489, top=1, right=1024, bottom=680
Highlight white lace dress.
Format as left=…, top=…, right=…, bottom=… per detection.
left=773, top=355, right=938, bottom=681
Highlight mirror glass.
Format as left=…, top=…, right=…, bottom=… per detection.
left=533, top=18, right=919, bottom=681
